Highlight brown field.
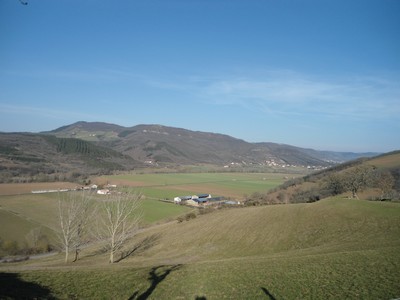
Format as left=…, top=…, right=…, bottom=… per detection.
left=0, top=182, right=78, bottom=196
left=92, top=178, right=151, bottom=187
left=367, top=152, right=400, bottom=169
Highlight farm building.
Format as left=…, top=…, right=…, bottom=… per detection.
left=174, top=194, right=212, bottom=204
left=196, top=198, right=208, bottom=204
left=174, top=195, right=192, bottom=203
left=198, top=193, right=211, bottom=199
left=185, top=199, right=199, bottom=206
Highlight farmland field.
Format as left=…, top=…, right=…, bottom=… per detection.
left=97, top=172, right=292, bottom=200
left=0, top=172, right=287, bottom=248
left=0, top=193, right=192, bottom=249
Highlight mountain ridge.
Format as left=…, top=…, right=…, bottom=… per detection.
left=45, top=121, right=380, bottom=167
left=0, top=121, right=383, bottom=183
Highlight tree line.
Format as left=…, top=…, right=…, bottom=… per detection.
left=246, top=164, right=400, bottom=206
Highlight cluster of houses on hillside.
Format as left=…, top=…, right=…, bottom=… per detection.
left=174, top=194, right=240, bottom=206
left=222, top=159, right=328, bottom=171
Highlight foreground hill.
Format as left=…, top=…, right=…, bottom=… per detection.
left=47, top=121, right=378, bottom=167
left=1, top=197, right=399, bottom=299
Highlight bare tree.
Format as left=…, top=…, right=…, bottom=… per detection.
left=374, top=170, right=395, bottom=200
left=325, top=173, right=346, bottom=196
left=98, top=192, right=142, bottom=263
left=57, top=191, right=94, bottom=263
left=344, top=165, right=374, bottom=199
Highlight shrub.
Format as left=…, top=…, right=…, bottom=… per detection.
left=185, top=212, right=197, bottom=221
left=2, top=240, right=20, bottom=256
left=177, top=212, right=197, bottom=223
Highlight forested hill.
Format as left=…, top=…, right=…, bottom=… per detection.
left=0, top=121, right=383, bottom=183
left=0, top=133, right=140, bottom=182
left=46, top=121, right=379, bottom=167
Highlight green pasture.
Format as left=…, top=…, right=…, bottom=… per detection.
left=0, top=194, right=60, bottom=232
left=2, top=247, right=399, bottom=299
left=1, top=197, right=399, bottom=299
left=0, top=192, right=191, bottom=249
left=140, top=199, right=192, bottom=224
left=0, top=209, right=37, bottom=246
left=103, top=172, right=289, bottom=199
left=2, top=171, right=285, bottom=249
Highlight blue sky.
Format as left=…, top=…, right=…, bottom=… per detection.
left=1, top=0, right=399, bottom=152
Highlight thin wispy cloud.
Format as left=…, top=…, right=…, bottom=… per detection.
left=128, top=69, right=399, bottom=121
left=194, top=71, right=400, bottom=120
left=0, top=104, right=101, bottom=123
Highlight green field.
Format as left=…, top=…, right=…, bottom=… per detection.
left=100, top=172, right=289, bottom=200
left=1, top=197, right=399, bottom=299
left=0, top=172, right=286, bottom=250
left=0, top=193, right=192, bottom=250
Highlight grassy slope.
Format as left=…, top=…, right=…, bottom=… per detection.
left=0, top=210, right=37, bottom=246
left=366, top=150, right=400, bottom=169
left=1, top=197, right=399, bottom=299
left=126, top=198, right=400, bottom=263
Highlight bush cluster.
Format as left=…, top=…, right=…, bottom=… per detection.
left=177, top=212, right=197, bottom=223
left=0, top=237, right=54, bottom=259
left=246, top=163, right=400, bottom=206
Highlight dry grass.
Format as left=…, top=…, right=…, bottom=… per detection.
left=366, top=151, right=400, bottom=169
left=1, top=197, right=399, bottom=299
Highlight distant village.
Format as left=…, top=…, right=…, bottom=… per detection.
left=224, top=159, right=330, bottom=170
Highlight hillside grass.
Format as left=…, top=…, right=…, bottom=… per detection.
left=366, top=151, right=400, bottom=169
left=1, top=197, right=399, bottom=299
left=0, top=210, right=37, bottom=246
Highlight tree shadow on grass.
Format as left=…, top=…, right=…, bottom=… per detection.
left=115, top=233, right=161, bottom=263
left=84, top=233, right=161, bottom=262
left=129, top=264, right=182, bottom=300
left=0, top=272, right=55, bottom=299
left=261, top=287, right=277, bottom=300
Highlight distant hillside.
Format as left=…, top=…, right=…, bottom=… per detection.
left=248, top=151, right=400, bottom=205
left=0, top=133, right=140, bottom=183
left=0, top=121, right=384, bottom=182
left=46, top=121, right=379, bottom=168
